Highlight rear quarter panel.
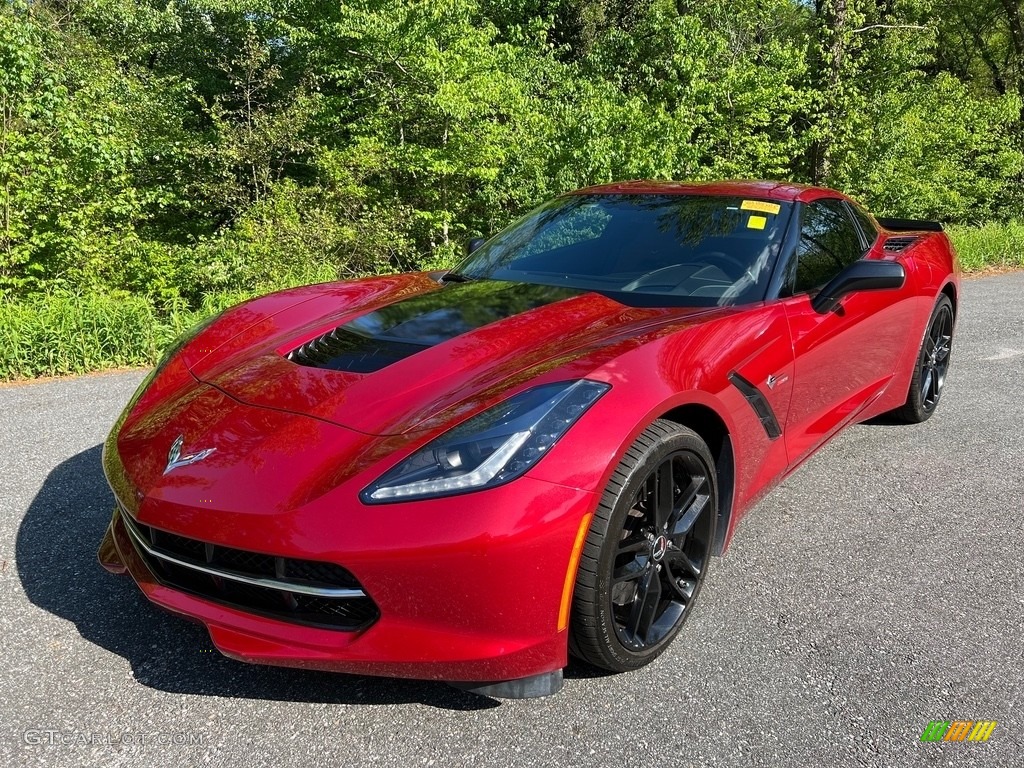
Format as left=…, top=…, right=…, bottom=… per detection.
left=858, top=230, right=961, bottom=419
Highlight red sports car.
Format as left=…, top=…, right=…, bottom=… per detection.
left=98, top=181, right=958, bottom=698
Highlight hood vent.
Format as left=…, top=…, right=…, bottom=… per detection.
left=285, top=281, right=580, bottom=374
left=287, top=328, right=344, bottom=367
left=287, top=326, right=426, bottom=374
left=882, top=236, right=918, bottom=252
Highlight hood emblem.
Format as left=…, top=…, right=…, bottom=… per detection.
left=164, top=434, right=216, bottom=475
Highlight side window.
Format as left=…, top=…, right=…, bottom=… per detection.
left=848, top=202, right=878, bottom=249
left=792, top=199, right=863, bottom=294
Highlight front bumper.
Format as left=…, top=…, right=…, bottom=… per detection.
left=100, top=465, right=598, bottom=684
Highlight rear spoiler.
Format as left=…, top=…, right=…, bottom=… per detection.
left=875, top=217, right=943, bottom=233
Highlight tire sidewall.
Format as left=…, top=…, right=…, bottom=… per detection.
left=590, top=426, right=718, bottom=670
left=908, top=294, right=954, bottom=420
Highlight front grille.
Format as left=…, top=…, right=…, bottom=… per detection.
left=283, top=559, right=358, bottom=585
left=151, top=529, right=206, bottom=560
left=121, top=510, right=378, bottom=630
left=205, top=545, right=276, bottom=578
left=883, top=236, right=918, bottom=252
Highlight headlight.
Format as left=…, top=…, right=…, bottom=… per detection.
left=362, top=380, right=610, bottom=503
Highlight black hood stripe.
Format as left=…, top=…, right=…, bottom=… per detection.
left=286, top=281, right=580, bottom=373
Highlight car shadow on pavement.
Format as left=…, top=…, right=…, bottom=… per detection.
left=16, top=445, right=500, bottom=711
left=860, top=413, right=908, bottom=426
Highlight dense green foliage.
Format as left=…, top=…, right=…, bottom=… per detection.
left=948, top=221, right=1024, bottom=272
left=0, top=291, right=211, bottom=380
left=1, top=0, right=1023, bottom=379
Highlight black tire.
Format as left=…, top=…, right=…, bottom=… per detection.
left=892, top=294, right=954, bottom=424
left=569, top=420, right=717, bottom=672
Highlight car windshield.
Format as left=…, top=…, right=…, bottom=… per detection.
left=454, top=194, right=794, bottom=306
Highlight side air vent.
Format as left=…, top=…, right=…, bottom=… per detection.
left=728, top=371, right=782, bottom=440
left=882, top=236, right=918, bottom=253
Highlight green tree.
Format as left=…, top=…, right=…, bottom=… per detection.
left=1, top=3, right=144, bottom=290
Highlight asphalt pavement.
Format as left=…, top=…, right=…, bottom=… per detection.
left=1, top=272, right=1022, bottom=767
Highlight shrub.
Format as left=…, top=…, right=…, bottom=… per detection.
left=0, top=291, right=202, bottom=380
left=947, top=221, right=1024, bottom=273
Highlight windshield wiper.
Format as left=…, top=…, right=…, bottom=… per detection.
left=440, top=271, right=475, bottom=283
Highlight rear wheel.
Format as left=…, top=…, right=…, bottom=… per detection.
left=569, top=420, right=717, bottom=672
left=893, top=294, right=954, bottom=423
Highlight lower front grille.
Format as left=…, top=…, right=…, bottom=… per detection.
left=120, top=509, right=378, bottom=630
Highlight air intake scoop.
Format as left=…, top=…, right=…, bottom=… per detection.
left=286, top=281, right=580, bottom=373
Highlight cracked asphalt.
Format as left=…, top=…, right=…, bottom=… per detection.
left=1, top=272, right=1022, bottom=767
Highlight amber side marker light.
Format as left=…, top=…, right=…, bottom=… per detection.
left=558, top=513, right=593, bottom=631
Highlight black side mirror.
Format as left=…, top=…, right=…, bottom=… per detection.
left=466, top=237, right=486, bottom=255
left=812, top=259, right=906, bottom=314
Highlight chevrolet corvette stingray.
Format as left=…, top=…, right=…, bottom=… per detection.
left=98, top=180, right=959, bottom=698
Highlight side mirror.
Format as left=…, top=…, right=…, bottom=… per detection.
left=812, top=259, right=906, bottom=314
left=466, top=237, right=486, bottom=255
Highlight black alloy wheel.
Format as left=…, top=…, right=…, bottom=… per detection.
left=894, top=294, right=954, bottom=423
left=569, top=420, right=717, bottom=672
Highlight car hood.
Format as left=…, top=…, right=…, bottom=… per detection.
left=185, top=274, right=719, bottom=435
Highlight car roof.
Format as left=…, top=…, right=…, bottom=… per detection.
left=567, top=179, right=845, bottom=203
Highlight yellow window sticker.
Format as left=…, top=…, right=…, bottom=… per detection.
left=741, top=200, right=782, bottom=215
left=747, top=215, right=767, bottom=230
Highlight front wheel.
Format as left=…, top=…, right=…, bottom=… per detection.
left=892, top=294, right=954, bottom=423
left=569, top=420, right=717, bottom=672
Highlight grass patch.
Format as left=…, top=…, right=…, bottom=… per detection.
left=947, top=220, right=1024, bottom=272
left=0, top=263, right=334, bottom=381
left=0, top=291, right=234, bottom=381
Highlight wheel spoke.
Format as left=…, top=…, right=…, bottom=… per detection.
left=665, top=548, right=702, bottom=579
left=612, top=558, right=648, bottom=585
left=921, top=367, right=933, bottom=402
left=669, top=478, right=708, bottom=539
left=625, top=566, right=662, bottom=645
left=616, top=536, right=647, bottom=554
left=664, top=565, right=697, bottom=601
left=642, top=473, right=656, bottom=510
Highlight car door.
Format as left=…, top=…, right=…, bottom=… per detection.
left=779, top=197, right=917, bottom=466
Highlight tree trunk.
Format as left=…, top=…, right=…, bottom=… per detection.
left=1000, top=1, right=1024, bottom=98
left=811, top=0, right=848, bottom=184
